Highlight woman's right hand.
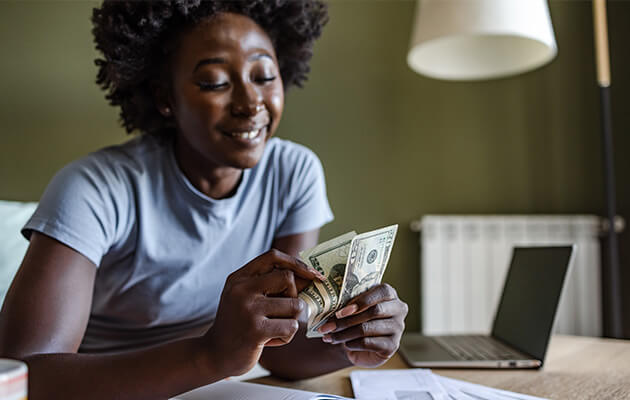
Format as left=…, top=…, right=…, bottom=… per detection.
left=202, top=249, right=324, bottom=377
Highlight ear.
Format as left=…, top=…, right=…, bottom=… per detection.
left=158, top=104, right=172, bottom=118
left=152, top=82, right=173, bottom=117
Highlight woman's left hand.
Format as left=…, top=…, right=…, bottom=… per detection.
left=317, top=283, right=408, bottom=368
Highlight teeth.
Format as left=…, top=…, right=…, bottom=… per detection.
left=231, top=129, right=260, bottom=139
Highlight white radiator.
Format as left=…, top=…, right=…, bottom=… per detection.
left=415, top=215, right=602, bottom=337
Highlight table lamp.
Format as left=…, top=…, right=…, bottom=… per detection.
left=407, top=0, right=623, bottom=338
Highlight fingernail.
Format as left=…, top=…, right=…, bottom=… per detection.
left=318, top=321, right=336, bottom=334
left=336, top=304, right=358, bottom=319
left=322, top=335, right=332, bottom=343
left=312, top=269, right=326, bottom=280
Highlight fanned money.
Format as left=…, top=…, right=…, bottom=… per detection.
left=298, top=225, right=398, bottom=338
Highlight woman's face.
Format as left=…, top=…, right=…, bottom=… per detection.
left=168, top=12, right=284, bottom=170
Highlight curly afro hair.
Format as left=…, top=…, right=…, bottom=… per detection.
left=92, top=0, right=328, bottom=138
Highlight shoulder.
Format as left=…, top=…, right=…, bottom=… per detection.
left=85, top=134, right=166, bottom=174
left=24, top=136, right=168, bottom=264
left=56, top=135, right=167, bottom=190
left=256, top=137, right=329, bottom=201
left=260, top=139, right=333, bottom=237
left=37, top=135, right=169, bottom=228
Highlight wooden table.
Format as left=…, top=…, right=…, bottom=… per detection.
left=251, top=335, right=630, bottom=399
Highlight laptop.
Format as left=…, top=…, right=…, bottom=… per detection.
left=399, top=246, right=575, bottom=368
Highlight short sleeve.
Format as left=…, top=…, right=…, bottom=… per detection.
left=22, top=156, right=125, bottom=266
left=275, top=144, right=334, bottom=237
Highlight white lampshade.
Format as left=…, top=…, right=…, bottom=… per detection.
left=407, top=0, right=557, bottom=81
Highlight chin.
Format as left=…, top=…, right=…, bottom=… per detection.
left=228, top=149, right=265, bottom=170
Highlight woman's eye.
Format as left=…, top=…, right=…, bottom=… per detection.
left=256, top=76, right=276, bottom=84
left=197, top=81, right=227, bottom=91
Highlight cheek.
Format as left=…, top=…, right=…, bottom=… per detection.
left=269, top=91, right=284, bottom=126
left=177, top=91, right=225, bottom=131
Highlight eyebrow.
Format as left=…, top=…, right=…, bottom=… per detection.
left=193, top=53, right=272, bottom=72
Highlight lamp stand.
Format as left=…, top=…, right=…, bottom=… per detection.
left=593, top=0, right=622, bottom=338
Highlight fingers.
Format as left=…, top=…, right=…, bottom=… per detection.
left=322, top=318, right=402, bottom=345
left=261, top=318, right=300, bottom=347
left=255, top=268, right=299, bottom=297
left=260, top=297, right=305, bottom=318
left=317, top=283, right=405, bottom=334
left=334, top=283, right=399, bottom=319
left=320, top=299, right=404, bottom=334
left=344, top=336, right=398, bottom=356
left=241, top=249, right=325, bottom=281
left=323, top=318, right=402, bottom=361
left=315, top=283, right=408, bottom=364
left=294, top=276, right=312, bottom=293
left=254, top=297, right=304, bottom=346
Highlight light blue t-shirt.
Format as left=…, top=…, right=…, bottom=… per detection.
left=23, top=135, right=333, bottom=352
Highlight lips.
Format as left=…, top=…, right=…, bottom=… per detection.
left=227, top=128, right=262, bottom=140
left=222, top=124, right=268, bottom=145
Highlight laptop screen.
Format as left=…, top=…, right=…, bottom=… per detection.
left=491, top=246, right=573, bottom=361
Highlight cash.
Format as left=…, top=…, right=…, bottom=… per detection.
left=298, top=225, right=398, bottom=338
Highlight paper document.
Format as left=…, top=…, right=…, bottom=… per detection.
left=437, top=376, right=548, bottom=400
left=171, top=380, right=350, bottom=400
left=350, top=369, right=549, bottom=400
left=350, top=369, right=448, bottom=400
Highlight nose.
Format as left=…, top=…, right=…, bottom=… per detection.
left=231, top=81, right=263, bottom=117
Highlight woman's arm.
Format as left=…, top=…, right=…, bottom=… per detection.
left=0, top=232, right=321, bottom=400
left=260, top=230, right=408, bottom=380
left=259, top=230, right=354, bottom=379
left=0, top=233, right=223, bottom=400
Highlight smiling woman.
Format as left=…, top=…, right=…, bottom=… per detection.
left=169, top=13, right=285, bottom=191
left=0, top=1, right=408, bottom=399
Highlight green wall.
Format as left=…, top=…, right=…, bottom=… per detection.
left=1, top=1, right=629, bottom=335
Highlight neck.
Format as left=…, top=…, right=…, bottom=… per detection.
left=173, top=137, right=243, bottom=200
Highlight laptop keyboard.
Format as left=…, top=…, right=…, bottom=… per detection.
left=433, top=335, right=525, bottom=361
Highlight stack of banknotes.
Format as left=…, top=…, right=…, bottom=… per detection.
left=298, top=225, right=398, bottom=338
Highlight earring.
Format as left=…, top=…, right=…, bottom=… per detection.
left=162, top=107, right=171, bottom=116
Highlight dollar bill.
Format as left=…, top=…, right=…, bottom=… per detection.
left=298, top=231, right=356, bottom=327
left=338, top=224, right=398, bottom=307
left=299, top=283, right=327, bottom=327
left=298, top=225, right=398, bottom=338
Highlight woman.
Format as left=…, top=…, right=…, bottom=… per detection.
left=0, top=1, right=408, bottom=399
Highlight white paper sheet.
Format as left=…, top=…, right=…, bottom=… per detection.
left=437, top=376, right=548, bottom=400
left=350, top=369, right=449, bottom=400
left=171, top=381, right=350, bottom=400
left=350, top=369, right=549, bottom=400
